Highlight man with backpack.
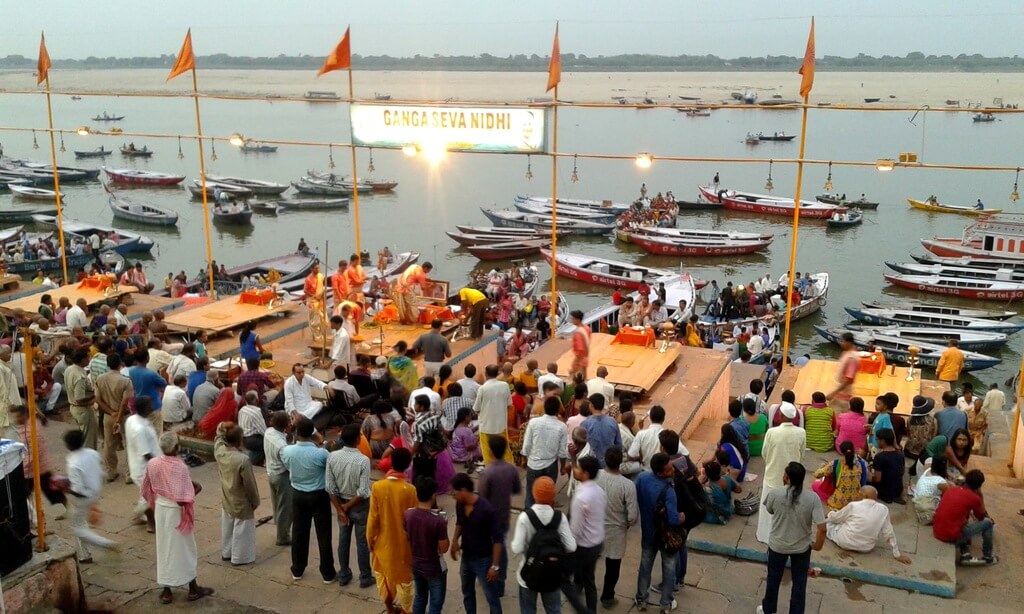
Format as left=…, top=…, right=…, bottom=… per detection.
left=658, top=430, right=707, bottom=593
left=411, top=394, right=447, bottom=482
left=565, top=455, right=606, bottom=614
left=511, top=476, right=576, bottom=614
left=634, top=453, right=683, bottom=613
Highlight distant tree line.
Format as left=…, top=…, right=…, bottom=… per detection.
left=1, top=51, right=1022, bottom=72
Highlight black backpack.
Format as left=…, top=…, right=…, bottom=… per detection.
left=671, top=455, right=710, bottom=531
left=521, top=509, right=566, bottom=593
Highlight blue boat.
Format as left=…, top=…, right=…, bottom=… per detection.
left=843, top=306, right=1024, bottom=335
left=814, top=326, right=1001, bottom=372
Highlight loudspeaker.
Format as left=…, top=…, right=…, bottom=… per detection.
left=0, top=463, right=33, bottom=576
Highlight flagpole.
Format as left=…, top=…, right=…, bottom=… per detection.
left=41, top=76, right=68, bottom=285
left=190, top=66, right=216, bottom=296
left=347, top=66, right=361, bottom=258
left=780, top=92, right=810, bottom=367
left=549, top=87, right=559, bottom=335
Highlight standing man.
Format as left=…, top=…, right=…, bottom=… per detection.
left=65, top=348, right=98, bottom=449
left=129, top=349, right=167, bottom=435
left=936, top=339, right=965, bottom=382
left=344, top=253, right=367, bottom=306
left=474, top=364, right=514, bottom=464
left=570, top=310, right=591, bottom=380
left=331, top=259, right=350, bottom=315
left=328, top=315, right=354, bottom=367
left=511, top=476, right=576, bottom=614
left=94, top=353, right=132, bottom=481
left=568, top=455, right=606, bottom=614
left=826, top=332, right=859, bottom=412
left=263, top=411, right=292, bottom=546
left=586, top=366, right=615, bottom=408
left=280, top=418, right=336, bottom=583
left=304, top=262, right=326, bottom=314
left=757, top=402, right=806, bottom=544
left=758, top=462, right=826, bottom=614
left=214, top=423, right=260, bottom=566
left=597, top=446, right=638, bottom=608
left=478, top=436, right=521, bottom=596
left=284, top=363, right=332, bottom=420
left=63, top=429, right=118, bottom=563
left=413, top=319, right=452, bottom=378
left=457, top=364, right=481, bottom=404
left=628, top=405, right=667, bottom=471
left=393, top=262, right=434, bottom=325
left=458, top=286, right=490, bottom=339
left=450, top=473, right=503, bottom=614
left=404, top=477, right=450, bottom=614
left=125, top=396, right=160, bottom=531
left=326, top=424, right=374, bottom=588
left=521, top=395, right=569, bottom=507
left=367, top=448, right=417, bottom=614
left=634, top=453, right=682, bottom=612
left=581, top=394, right=621, bottom=469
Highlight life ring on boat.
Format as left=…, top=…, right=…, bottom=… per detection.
left=817, top=296, right=828, bottom=307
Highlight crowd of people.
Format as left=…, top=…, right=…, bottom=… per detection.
left=616, top=189, right=679, bottom=230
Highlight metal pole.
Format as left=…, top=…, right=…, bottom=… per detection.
left=549, top=88, right=559, bottom=334
left=21, top=331, right=46, bottom=551
left=780, top=94, right=811, bottom=366
left=190, top=67, right=217, bottom=297
left=347, top=67, right=361, bottom=257
left=42, top=77, right=68, bottom=284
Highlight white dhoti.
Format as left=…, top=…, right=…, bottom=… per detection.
left=155, top=495, right=198, bottom=587
left=70, top=495, right=116, bottom=560
left=756, top=485, right=777, bottom=544
left=220, top=509, right=256, bottom=565
left=295, top=401, right=324, bottom=420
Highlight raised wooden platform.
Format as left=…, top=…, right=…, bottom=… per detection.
left=0, top=282, right=137, bottom=316
left=163, top=296, right=297, bottom=334
left=548, top=333, right=683, bottom=396
left=777, top=358, right=949, bottom=413
left=0, top=273, right=19, bottom=291
left=730, top=362, right=767, bottom=399
left=340, top=320, right=460, bottom=358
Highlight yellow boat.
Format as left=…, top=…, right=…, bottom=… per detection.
left=907, top=198, right=1002, bottom=216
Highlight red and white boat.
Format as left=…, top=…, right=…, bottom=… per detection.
left=103, top=167, right=185, bottom=186
left=921, top=215, right=1024, bottom=261
left=541, top=248, right=691, bottom=289
left=466, top=238, right=548, bottom=260
left=884, top=272, right=1024, bottom=300
left=697, top=185, right=842, bottom=219
left=626, top=231, right=772, bottom=256
left=616, top=225, right=773, bottom=244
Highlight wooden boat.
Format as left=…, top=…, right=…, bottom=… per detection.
left=618, top=226, right=772, bottom=243
left=679, top=108, right=711, bottom=117
left=757, top=132, right=797, bottom=142
left=908, top=198, right=1000, bottom=216
left=240, top=141, right=278, bottom=153
left=212, top=203, right=254, bottom=225
left=9, top=185, right=65, bottom=203
left=277, top=197, right=350, bottom=210
left=249, top=201, right=279, bottom=215
left=843, top=307, right=1024, bottom=334
left=5, top=161, right=98, bottom=182
left=30, top=215, right=155, bottom=253
left=305, top=171, right=379, bottom=193
left=515, top=195, right=631, bottom=215
left=909, top=252, right=1024, bottom=273
left=1, top=249, right=121, bottom=277
left=187, top=180, right=253, bottom=199
left=0, top=206, right=57, bottom=224
left=973, top=113, right=996, bottom=122
left=513, top=201, right=619, bottom=224
left=843, top=325, right=1008, bottom=352
left=744, top=134, right=761, bottom=145
left=816, top=193, right=880, bottom=209
left=699, top=272, right=829, bottom=329
left=92, top=113, right=124, bottom=121
left=626, top=232, right=772, bottom=256
left=119, top=145, right=153, bottom=158
left=566, top=276, right=695, bottom=335
left=0, top=167, right=89, bottom=186
left=291, top=178, right=354, bottom=196
left=697, top=185, right=842, bottom=219
left=447, top=231, right=539, bottom=247
left=886, top=260, right=1024, bottom=283
left=480, top=208, right=613, bottom=236
left=883, top=272, right=1024, bottom=301
left=73, top=147, right=112, bottom=159
left=455, top=225, right=568, bottom=238
left=103, top=168, right=185, bottom=186
left=156, top=251, right=320, bottom=297
left=204, top=174, right=289, bottom=196
left=675, top=195, right=723, bottom=210
left=864, top=98, right=880, bottom=103
left=0, top=226, right=24, bottom=244
left=861, top=301, right=1017, bottom=321
left=540, top=248, right=686, bottom=290
left=827, top=209, right=863, bottom=228
left=814, top=327, right=1000, bottom=372
left=467, top=238, right=548, bottom=260
left=108, top=194, right=179, bottom=226
left=921, top=215, right=1024, bottom=261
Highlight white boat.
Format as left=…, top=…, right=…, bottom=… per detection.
left=540, top=248, right=682, bottom=290
left=481, top=208, right=614, bottom=235
left=699, top=272, right=830, bottom=328
left=883, top=272, right=1024, bottom=301
left=815, top=327, right=1000, bottom=372
left=203, top=174, right=289, bottom=196
left=30, top=215, right=156, bottom=253
left=617, top=225, right=772, bottom=242
left=885, top=260, right=1024, bottom=283
left=0, top=225, right=24, bottom=244
left=514, top=195, right=631, bottom=214
left=559, top=276, right=696, bottom=336
left=512, top=201, right=619, bottom=223
left=921, top=215, right=1024, bottom=261
left=843, top=324, right=1008, bottom=352
left=861, top=300, right=1017, bottom=321
left=108, top=194, right=179, bottom=226
left=844, top=307, right=1024, bottom=334
left=9, top=185, right=65, bottom=202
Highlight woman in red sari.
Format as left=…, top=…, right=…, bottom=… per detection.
left=197, top=388, right=239, bottom=437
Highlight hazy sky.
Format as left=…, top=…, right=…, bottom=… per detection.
left=5, top=0, right=1023, bottom=60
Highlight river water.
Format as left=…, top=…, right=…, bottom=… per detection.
left=1, top=84, right=1022, bottom=389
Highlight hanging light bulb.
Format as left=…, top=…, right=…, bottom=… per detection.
left=328, top=144, right=336, bottom=169
left=32, top=129, right=39, bottom=149
left=634, top=152, right=653, bottom=169
left=1012, top=167, right=1020, bottom=203
left=59, top=131, right=66, bottom=153
left=571, top=154, right=579, bottom=183
left=210, top=137, right=218, bottom=161
left=525, top=155, right=533, bottom=180
left=823, top=161, right=833, bottom=191
left=765, top=159, right=774, bottom=192
left=367, top=147, right=375, bottom=174
left=177, top=136, right=184, bottom=160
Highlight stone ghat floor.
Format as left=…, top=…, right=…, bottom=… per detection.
left=19, top=412, right=1024, bottom=613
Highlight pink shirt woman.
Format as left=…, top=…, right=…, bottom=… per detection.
left=835, top=401, right=868, bottom=455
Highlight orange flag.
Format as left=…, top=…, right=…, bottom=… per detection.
left=318, top=27, right=352, bottom=76
left=36, top=32, right=51, bottom=85
left=798, top=17, right=815, bottom=98
left=167, top=29, right=196, bottom=81
left=546, top=23, right=561, bottom=92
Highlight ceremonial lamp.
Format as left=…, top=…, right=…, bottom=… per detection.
left=658, top=321, right=676, bottom=353
left=905, top=345, right=921, bottom=382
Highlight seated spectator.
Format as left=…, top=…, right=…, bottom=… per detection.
left=703, top=460, right=741, bottom=524
left=932, top=469, right=997, bottom=565
left=912, top=456, right=951, bottom=525
left=949, top=428, right=973, bottom=473
left=813, top=441, right=868, bottom=511
left=743, top=398, right=768, bottom=457
left=869, top=428, right=906, bottom=504
left=768, top=392, right=804, bottom=428
left=718, top=423, right=748, bottom=482
left=825, top=486, right=911, bottom=564
left=448, top=407, right=481, bottom=468
left=162, top=374, right=192, bottom=424
left=803, top=391, right=836, bottom=453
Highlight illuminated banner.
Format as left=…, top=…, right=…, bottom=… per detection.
left=350, top=103, right=547, bottom=153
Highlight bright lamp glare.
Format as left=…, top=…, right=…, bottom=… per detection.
left=229, top=133, right=246, bottom=147
left=401, top=144, right=417, bottom=157
left=635, top=153, right=653, bottom=169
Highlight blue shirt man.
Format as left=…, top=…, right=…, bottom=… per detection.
left=281, top=441, right=330, bottom=492
left=129, top=356, right=167, bottom=410
left=581, top=394, right=622, bottom=469
left=635, top=461, right=681, bottom=547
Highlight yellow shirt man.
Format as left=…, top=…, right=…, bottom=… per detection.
left=935, top=343, right=964, bottom=382
left=458, top=287, right=486, bottom=305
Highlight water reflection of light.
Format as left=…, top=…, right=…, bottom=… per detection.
left=420, top=139, right=448, bottom=167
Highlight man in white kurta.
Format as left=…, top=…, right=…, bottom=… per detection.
left=283, top=364, right=331, bottom=419
left=756, top=402, right=806, bottom=543
left=125, top=399, right=161, bottom=527
left=329, top=316, right=354, bottom=367
left=825, top=486, right=910, bottom=563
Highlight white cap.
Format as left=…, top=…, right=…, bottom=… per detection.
left=780, top=402, right=797, bottom=419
